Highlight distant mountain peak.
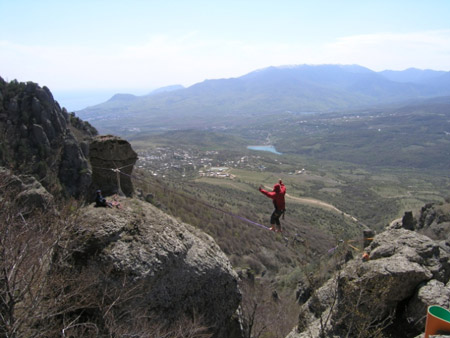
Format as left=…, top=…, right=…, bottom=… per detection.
left=247, top=64, right=374, bottom=77
left=148, top=84, right=184, bottom=96
left=379, top=68, right=447, bottom=83
left=108, top=93, right=137, bottom=102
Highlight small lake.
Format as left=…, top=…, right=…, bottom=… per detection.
left=247, top=145, right=282, bottom=155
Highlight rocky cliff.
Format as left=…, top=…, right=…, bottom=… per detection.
left=288, top=202, right=450, bottom=338
left=0, top=77, right=96, bottom=197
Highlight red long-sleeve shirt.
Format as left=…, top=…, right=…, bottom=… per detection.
left=259, top=183, right=286, bottom=210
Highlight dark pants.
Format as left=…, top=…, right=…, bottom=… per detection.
left=270, top=209, right=283, bottom=226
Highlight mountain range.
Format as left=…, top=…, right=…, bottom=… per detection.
left=76, top=64, right=450, bottom=135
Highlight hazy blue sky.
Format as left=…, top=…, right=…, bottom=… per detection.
left=2, top=0, right=450, bottom=103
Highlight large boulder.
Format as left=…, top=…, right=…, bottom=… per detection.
left=288, top=228, right=450, bottom=338
left=405, top=279, right=450, bottom=330
left=368, top=229, right=450, bottom=282
left=72, top=198, right=241, bottom=337
left=89, top=135, right=138, bottom=198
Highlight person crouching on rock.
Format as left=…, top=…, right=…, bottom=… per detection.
left=259, top=179, right=286, bottom=232
left=95, top=190, right=113, bottom=208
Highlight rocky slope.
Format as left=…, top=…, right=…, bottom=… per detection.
left=71, top=197, right=241, bottom=336
left=288, top=202, right=450, bottom=338
left=0, top=167, right=54, bottom=211
left=0, top=77, right=96, bottom=197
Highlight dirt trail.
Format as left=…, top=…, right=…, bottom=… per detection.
left=286, top=193, right=359, bottom=222
left=261, top=185, right=359, bottom=223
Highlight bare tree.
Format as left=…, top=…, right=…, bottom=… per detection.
left=0, top=173, right=85, bottom=337
left=239, top=276, right=298, bottom=338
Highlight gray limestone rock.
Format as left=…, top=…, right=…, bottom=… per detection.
left=59, top=133, right=92, bottom=197
left=16, top=175, right=54, bottom=211
left=34, top=86, right=54, bottom=108
left=31, top=124, right=50, bottom=149
left=74, top=198, right=241, bottom=336
left=42, top=118, right=56, bottom=141
left=0, top=79, right=95, bottom=198
left=0, top=167, right=53, bottom=212
left=31, top=96, right=42, bottom=114
left=89, top=135, right=138, bottom=198
left=8, top=98, right=18, bottom=114
left=19, top=124, right=28, bottom=137
left=403, top=211, right=417, bottom=230
left=289, top=228, right=450, bottom=338
left=406, top=279, right=450, bottom=329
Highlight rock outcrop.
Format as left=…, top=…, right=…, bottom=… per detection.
left=288, top=216, right=450, bottom=338
left=0, top=78, right=97, bottom=198
left=416, top=203, right=450, bottom=243
left=89, top=135, right=138, bottom=198
left=71, top=198, right=241, bottom=337
left=0, top=167, right=54, bottom=212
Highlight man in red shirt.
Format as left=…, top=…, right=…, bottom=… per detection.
left=259, top=179, right=286, bottom=232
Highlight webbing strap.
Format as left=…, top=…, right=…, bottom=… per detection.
left=114, top=168, right=271, bottom=231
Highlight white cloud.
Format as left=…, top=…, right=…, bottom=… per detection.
left=321, top=30, right=450, bottom=71
left=1, top=29, right=450, bottom=91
